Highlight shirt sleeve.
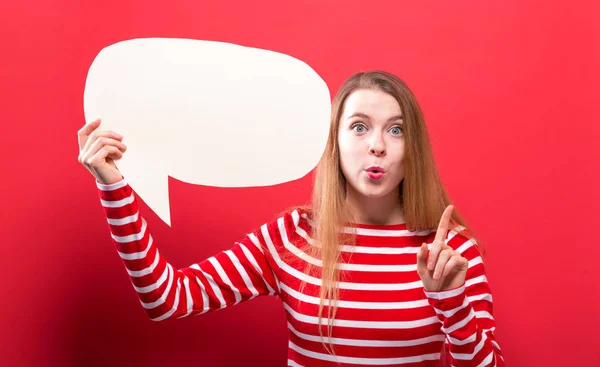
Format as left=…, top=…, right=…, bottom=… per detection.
left=423, top=230, right=505, bottom=366
left=96, top=177, right=281, bottom=322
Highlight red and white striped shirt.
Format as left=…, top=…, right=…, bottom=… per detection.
left=97, top=178, right=504, bottom=366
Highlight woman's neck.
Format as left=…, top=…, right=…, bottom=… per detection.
left=346, top=186, right=405, bottom=225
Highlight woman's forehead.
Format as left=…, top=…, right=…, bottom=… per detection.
left=342, top=89, right=403, bottom=120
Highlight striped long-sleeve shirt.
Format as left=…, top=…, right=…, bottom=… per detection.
left=97, top=177, right=504, bottom=366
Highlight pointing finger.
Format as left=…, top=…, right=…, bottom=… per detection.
left=434, top=205, right=454, bottom=243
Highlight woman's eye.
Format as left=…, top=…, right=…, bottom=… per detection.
left=352, top=124, right=366, bottom=133
left=390, top=126, right=403, bottom=135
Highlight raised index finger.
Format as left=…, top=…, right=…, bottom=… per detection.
left=434, top=205, right=454, bottom=243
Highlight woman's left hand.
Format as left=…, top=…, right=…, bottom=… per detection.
left=417, top=205, right=468, bottom=292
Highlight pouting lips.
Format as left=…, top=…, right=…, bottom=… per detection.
left=366, top=166, right=386, bottom=174
left=366, top=168, right=385, bottom=180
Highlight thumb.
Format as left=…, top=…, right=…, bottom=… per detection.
left=416, top=243, right=429, bottom=275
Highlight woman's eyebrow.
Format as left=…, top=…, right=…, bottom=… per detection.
left=348, top=112, right=403, bottom=121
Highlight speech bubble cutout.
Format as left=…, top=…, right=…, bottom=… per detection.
left=83, top=38, right=331, bottom=226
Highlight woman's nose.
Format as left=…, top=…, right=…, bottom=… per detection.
left=368, top=132, right=386, bottom=156
left=369, top=146, right=386, bottom=156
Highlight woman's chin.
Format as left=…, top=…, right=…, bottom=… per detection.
left=356, top=186, right=395, bottom=199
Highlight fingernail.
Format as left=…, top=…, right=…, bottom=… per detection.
left=433, top=271, right=439, bottom=279
left=427, top=261, right=434, bottom=270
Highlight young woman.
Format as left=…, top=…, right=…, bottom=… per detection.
left=78, top=70, right=504, bottom=366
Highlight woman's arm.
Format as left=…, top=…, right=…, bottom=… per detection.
left=97, top=177, right=280, bottom=321
left=424, top=232, right=505, bottom=366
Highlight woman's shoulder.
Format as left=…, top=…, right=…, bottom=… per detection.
left=246, top=205, right=313, bottom=241
left=274, top=205, right=314, bottom=225
left=446, top=224, right=486, bottom=258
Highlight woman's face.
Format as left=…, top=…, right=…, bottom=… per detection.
left=337, top=88, right=405, bottom=200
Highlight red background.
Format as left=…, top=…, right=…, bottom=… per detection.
left=2, top=0, right=599, bottom=366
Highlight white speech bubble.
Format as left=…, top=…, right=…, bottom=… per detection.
left=83, top=38, right=331, bottom=226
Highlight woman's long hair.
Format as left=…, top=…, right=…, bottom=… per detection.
left=283, top=70, right=481, bottom=359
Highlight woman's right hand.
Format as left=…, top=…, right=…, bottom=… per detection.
left=78, top=118, right=128, bottom=185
